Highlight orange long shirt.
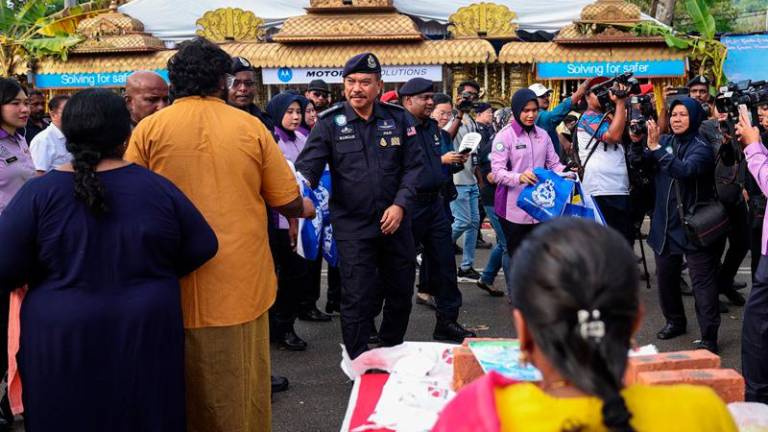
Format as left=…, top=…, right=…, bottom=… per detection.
left=126, top=96, right=299, bottom=329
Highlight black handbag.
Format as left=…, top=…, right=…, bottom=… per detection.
left=672, top=143, right=730, bottom=248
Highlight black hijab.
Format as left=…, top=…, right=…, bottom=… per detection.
left=266, top=92, right=303, bottom=139
left=510, top=88, right=539, bottom=132
left=669, top=97, right=706, bottom=144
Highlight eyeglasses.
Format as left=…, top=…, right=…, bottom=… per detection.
left=226, top=74, right=256, bottom=89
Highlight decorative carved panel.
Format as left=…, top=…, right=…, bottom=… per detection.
left=309, top=0, right=393, bottom=8
left=449, top=3, right=518, bottom=39
left=196, top=8, right=265, bottom=42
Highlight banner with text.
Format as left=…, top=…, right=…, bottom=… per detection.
left=723, top=34, right=768, bottom=82
left=35, top=69, right=169, bottom=89
left=262, top=65, right=442, bottom=85
left=536, top=60, right=686, bottom=80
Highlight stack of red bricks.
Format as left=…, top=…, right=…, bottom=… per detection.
left=453, top=338, right=745, bottom=403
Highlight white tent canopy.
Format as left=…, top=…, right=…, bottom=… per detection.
left=118, top=0, right=651, bottom=42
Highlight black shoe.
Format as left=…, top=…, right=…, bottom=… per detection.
left=454, top=244, right=463, bottom=255
left=476, top=238, right=492, bottom=249
left=325, top=301, right=340, bottom=315
left=476, top=280, right=505, bottom=297
left=680, top=277, right=693, bottom=296
left=271, top=375, right=289, bottom=394
left=275, top=329, right=307, bottom=351
left=656, top=323, right=686, bottom=340
left=719, top=300, right=729, bottom=313
left=433, top=320, right=477, bottom=343
left=298, top=307, right=332, bottom=322
left=457, top=268, right=481, bottom=283
left=694, top=340, right=719, bottom=354
left=733, top=281, right=747, bottom=291
left=723, top=289, right=746, bottom=306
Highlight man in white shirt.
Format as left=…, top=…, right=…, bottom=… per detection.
left=29, top=95, right=70, bottom=174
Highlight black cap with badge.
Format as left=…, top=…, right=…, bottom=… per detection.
left=398, top=78, right=433, bottom=96
left=231, top=56, right=255, bottom=74
left=686, top=75, right=710, bottom=88
left=342, top=52, right=381, bottom=77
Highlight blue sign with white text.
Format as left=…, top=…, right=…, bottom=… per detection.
left=723, top=34, right=768, bottom=83
left=537, top=60, right=686, bottom=79
left=35, top=69, right=169, bottom=89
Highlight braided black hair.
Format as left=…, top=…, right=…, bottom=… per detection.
left=61, top=89, right=131, bottom=214
left=510, top=218, right=639, bottom=432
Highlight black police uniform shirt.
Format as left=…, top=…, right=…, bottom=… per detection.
left=408, top=112, right=447, bottom=195
left=295, top=101, right=424, bottom=240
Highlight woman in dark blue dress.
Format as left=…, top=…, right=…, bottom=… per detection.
left=0, top=89, right=218, bottom=431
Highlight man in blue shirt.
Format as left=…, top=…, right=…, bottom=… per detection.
left=530, top=80, right=588, bottom=157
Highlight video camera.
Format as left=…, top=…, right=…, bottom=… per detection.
left=457, top=91, right=478, bottom=112
left=628, top=94, right=656, bottom=136
left=715, top=80, right=768, bottom=127
left=591, top=72, right=642, bottom=112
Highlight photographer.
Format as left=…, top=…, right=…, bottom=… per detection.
left=736, top=111, right=768, bottom=403
left=530, top=80, right=589, bottom=158
left=575, top=76, right=632, bottom=243
left=644, top=98, right=720, bottom=353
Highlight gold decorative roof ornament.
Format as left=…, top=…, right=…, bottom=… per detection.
left=195, top=8, right=265, bottom=43
left=448, top=3, right=519, bottom=40
left=307, top=0, right=395, bottom=13
left=72, top=0, right=164, bottom=53
left=273, top=13, right=422, bottom=43
left=554, top=0, right=662, bottom=45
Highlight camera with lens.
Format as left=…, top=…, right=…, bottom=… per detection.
left=591, top=72, right=642, bottom=111
left=627, top=94, right=655, bottom=136
left=457, top=91, right=477, bottom=112
left=715, top=80, right=768, bottom=127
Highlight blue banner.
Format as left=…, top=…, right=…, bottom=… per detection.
left=723, top=34, right=768, bottom=83
left=35, top=69, right=169, bottom=89
left=537, top=60, right=686, bottom=79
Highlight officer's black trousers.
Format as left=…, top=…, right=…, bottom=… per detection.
left=270, top=229, right=310, bottom=335
left=336, top=227, right=416, bottom=359
left=411, top=199, right=462, bottom=322
left=744, top=254, right=768, bottom=403
left=655, top=249, right=720, bottom=343
left=715, top=201, right=750, bottom=293
left=303, top=257, right=341, bottom=313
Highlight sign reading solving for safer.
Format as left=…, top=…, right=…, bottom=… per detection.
left=262, top=65, right=443, bottom=85
left=536, top=59, right=686, bottom=79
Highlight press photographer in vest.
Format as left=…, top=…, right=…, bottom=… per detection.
left=574, top=76, right=632, bottom=243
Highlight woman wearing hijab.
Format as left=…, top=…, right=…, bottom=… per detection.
left=644, top=97, right=720, bottom=353
left=265, top=92, right=314, bottom=350
left=297, top=96, right=317, bottom=136
left=491, top=89, right=566, bottom=276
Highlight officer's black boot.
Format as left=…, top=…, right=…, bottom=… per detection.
left=433, top=317, right=476, bottom=343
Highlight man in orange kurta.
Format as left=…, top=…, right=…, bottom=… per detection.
left=125, top=37, right=314, bottom=432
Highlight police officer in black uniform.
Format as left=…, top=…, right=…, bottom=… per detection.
left=399, top=78, right=476, bottom=342
left=228, top=56, right=275, bottom=131
left=295, top=53, right=423, bottom=359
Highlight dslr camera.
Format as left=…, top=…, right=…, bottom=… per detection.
left=591, top=72, right=641, bottom=111
left=628, top=94, right=655, bottom=136
left=457, top=91, right=477, bottom=113
left=715, top=80, right=768, bottom=127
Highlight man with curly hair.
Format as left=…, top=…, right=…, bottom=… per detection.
left=125, top=37, right=315, bottom=432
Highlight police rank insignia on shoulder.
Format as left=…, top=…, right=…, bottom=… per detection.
left=406, top=126, right=417, bottom=137
left=391, top=137, right=401, bottom=146
left=334, top=115, right=347, bottom=126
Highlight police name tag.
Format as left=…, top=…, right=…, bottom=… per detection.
left=515, top=144, right=527, bottom=150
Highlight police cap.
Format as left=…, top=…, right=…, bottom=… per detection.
left=687, top=75, right=710, bottom=88
left=474, top=102, right=493, bottom=114
left=342, top=52, right=381, bottom=77
left=231, top=56, right=254, bottom=74
left=307, top=79, right=330, bottom=94
left=398, top=78, right=434, bottom=96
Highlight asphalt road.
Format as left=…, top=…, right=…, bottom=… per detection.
left=271, top=226, right=752, bottom=432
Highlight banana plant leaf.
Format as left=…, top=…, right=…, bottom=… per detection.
left=685, top=0, right=716, bottom=41
left=24, top=35, right=82, bottom=60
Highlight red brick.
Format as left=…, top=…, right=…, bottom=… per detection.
left=636, top=368, right=745, bottom=403
left=625, top=350, right=721, bottom=385
left=452, top=346, right=484, bottom=391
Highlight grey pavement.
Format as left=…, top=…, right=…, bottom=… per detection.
left=271, top=226, right=752, bottom=432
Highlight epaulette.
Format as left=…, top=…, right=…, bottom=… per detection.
left=318, top=103, right=345, bottom=119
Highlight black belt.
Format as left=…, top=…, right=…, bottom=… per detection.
left=415, top=191, right=440, bottom=203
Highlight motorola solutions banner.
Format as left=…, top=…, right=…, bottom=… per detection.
left=262, top=65, right=443, bottom=85
left=723, top=34, right=768, bottom=82
left=35, top=69, right=169, bottom=89
left=536, top=60, right=686, bottom=79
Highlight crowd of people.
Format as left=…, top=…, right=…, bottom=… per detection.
left=0, top=34, right=767, bottom=431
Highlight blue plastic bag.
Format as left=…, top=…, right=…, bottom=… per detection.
left=562, top=180, right=606, bottom=225
left=517, top=168, right=574, bottom=222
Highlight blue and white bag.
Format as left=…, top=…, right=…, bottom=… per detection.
left=562, top=179, right=606, bottom=225
left=517, top=168, right=574, bottom=222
